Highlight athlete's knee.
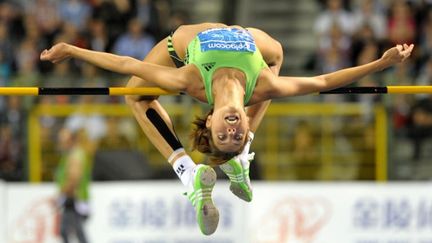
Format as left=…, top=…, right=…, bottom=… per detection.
left=125, top=94, right=138, bottom=106
left=125, top=76, right=159, bottom=105
left=125, top=95, right=159, bottom=110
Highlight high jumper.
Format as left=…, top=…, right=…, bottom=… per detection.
left=40, top=22, right=413, bottom=235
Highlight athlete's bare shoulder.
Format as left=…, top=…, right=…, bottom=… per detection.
left=171, top=23, right=227, bottom=50
left=246, top=27, right=283, bottom=68
left=174, top=23, right=249, bottom=38
left=176, top=23, right=228, bottom=33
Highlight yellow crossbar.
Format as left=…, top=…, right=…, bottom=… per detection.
left=0, top=86, right=432, bottom=96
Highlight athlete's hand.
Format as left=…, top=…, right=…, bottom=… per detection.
left=236, top=131, right=255, bottom=166
left=381, top=43, right=414, bottom=65
left=40, top=42, right=72, bottom=63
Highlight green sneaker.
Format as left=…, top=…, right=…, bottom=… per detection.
left=186, top=164, right=219, bottom=235
left=219, top=153, right=254, bottom=202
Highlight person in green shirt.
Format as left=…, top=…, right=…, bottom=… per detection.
left=55, top=127, right=91, bottom=243
left=41, top=22, right=413, bottom=235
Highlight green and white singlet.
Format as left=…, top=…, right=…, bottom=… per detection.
left=185, top=28, right=268, bottom=105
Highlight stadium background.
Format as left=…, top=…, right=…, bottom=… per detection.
left=0, top=0, right=431, bottom=242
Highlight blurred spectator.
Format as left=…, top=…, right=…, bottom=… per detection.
left=38, top=96, right=66, bottom=181
left=12, top=36, right=41, bottom=111
left=153, top=0, right=172, bottom=39
left=356, top=40, right=380, bottom=66
left=317, top=24, right=351, bottom=103
left=21, top=13, right=50, bottom=73
left=351, top=40, right=382, bottom=108
left=112, top=18, right=155, bottom=60
left=388, top=1, right=416, bottom=45
left=58, top=0, right=92, bottom=32
left=57, top=22, right=88, bottom=49
left=418, top=9, right=432, bottom=62
left=406, top=97, right=432, bottom=161
left=136, top=0, right=152, bottom=27
left=288, top=120, right=321, bottom=180
left=136, top=0, right=162, bottom=38
left=164, top=10, right=190, bottom=36
left=23, top=0, right=62, bottom=43
left=22, top=13, right=47, bottom=52
left=412, top=0, right=432, bottom=43
left=44, top=58, right=76, bottom=89
left=351, top=24, right=381, bottom=66
left=87, top=18, right=109, bottom=52
left=0, top=97, right=26, bottom=182
left=14, top=38, right=40, bottom=79
left=318, top=23, right=352, bottom=70
left=79, top=62, right=106, bottom=87
left=0, top=124, right=22, bottom=181
left=314, top=0, right=355, bottom=38
left=0, top=21, right=14, bottom=87
left=416, top=58, right=432, bottom=88
left=385, top=62, right=416, bottom=131
left=3, top=96, right=26, bottom=136
left=343, top=119, right=375, bottom=180
left=353, top=40, right=382, bottom=111
left=65, top=96, right=107, bottom=147
left=0, top=1, right=25, bottom=42
left=98, top=117, right=133, bottom=150
left=55, top=126, right=92, bottom=243
left=352, top=0, right=388, bottom=40
left=91, top=0, right=136, bottom=48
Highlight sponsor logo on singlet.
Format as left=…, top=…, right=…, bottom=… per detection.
left=198, top=28, right=256, bottom=52
left=202, top=62, right=216, bottom=71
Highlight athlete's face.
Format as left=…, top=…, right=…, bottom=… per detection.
left=206, top=106, right=249, bottom=153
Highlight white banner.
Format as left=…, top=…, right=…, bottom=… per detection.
left=6, top=184, right=59, bottom=243
left=4, top=181, right=245, bottom=243
left=248, top=183, right=432, bottom=243
left=0, top=181, right=5, bottom=243
left=87, top=182, right=244, bottom=243
left=3, top=182, right=432, bottom=243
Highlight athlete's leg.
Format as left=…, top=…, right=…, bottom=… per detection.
left=124, top=37, right=219, bottom=235
left=124, top=37, right=192, bottom=180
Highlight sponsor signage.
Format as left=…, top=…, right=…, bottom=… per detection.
left=0, top=181, right=5, bottom=243
left=198, top=28, right=256, bottom=52
left=249, top=183, right=432, bottom=243
left=2, top=182, right=432, bottom=243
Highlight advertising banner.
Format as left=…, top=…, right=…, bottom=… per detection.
left=3, top=182, right=432, bottom=243
left=6, top=183, right=59, bottom=243
left=0, top=181, right=5, bottom=243
left=87, top=181, right=245, bottom=243
left=248, top=183, right=432, bottom=243
left=5, top=181, right=245, bottom=243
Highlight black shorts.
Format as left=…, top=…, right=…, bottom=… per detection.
left=167, top=33, right=185, bottom=68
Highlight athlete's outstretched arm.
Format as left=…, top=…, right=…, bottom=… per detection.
left=266, top=44, right=414, bottom=98
left=40, top=42, right=191, bottom=92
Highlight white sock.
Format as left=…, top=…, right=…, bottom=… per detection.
left=172, top=154, right=196, bottom=188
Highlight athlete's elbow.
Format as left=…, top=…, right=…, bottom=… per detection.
left=313, top=75, right=329, bottom=91
left=274, top=41, right=283, bottom=64
left=169, top=69, right=189, bottom=92
left=121, top=56, right=141, bottom=75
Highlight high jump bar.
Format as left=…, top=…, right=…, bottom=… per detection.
left=0, top=86, right=431, bottom=96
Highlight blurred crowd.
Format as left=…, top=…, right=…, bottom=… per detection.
left=0, top=0, right=190, bottom=181
left=1, top=0, right=432, bottom=182
left=311, top=0, right=432, bottom=165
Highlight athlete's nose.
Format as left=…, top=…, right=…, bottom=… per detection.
left=227, top=128, right=236, bottom=134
